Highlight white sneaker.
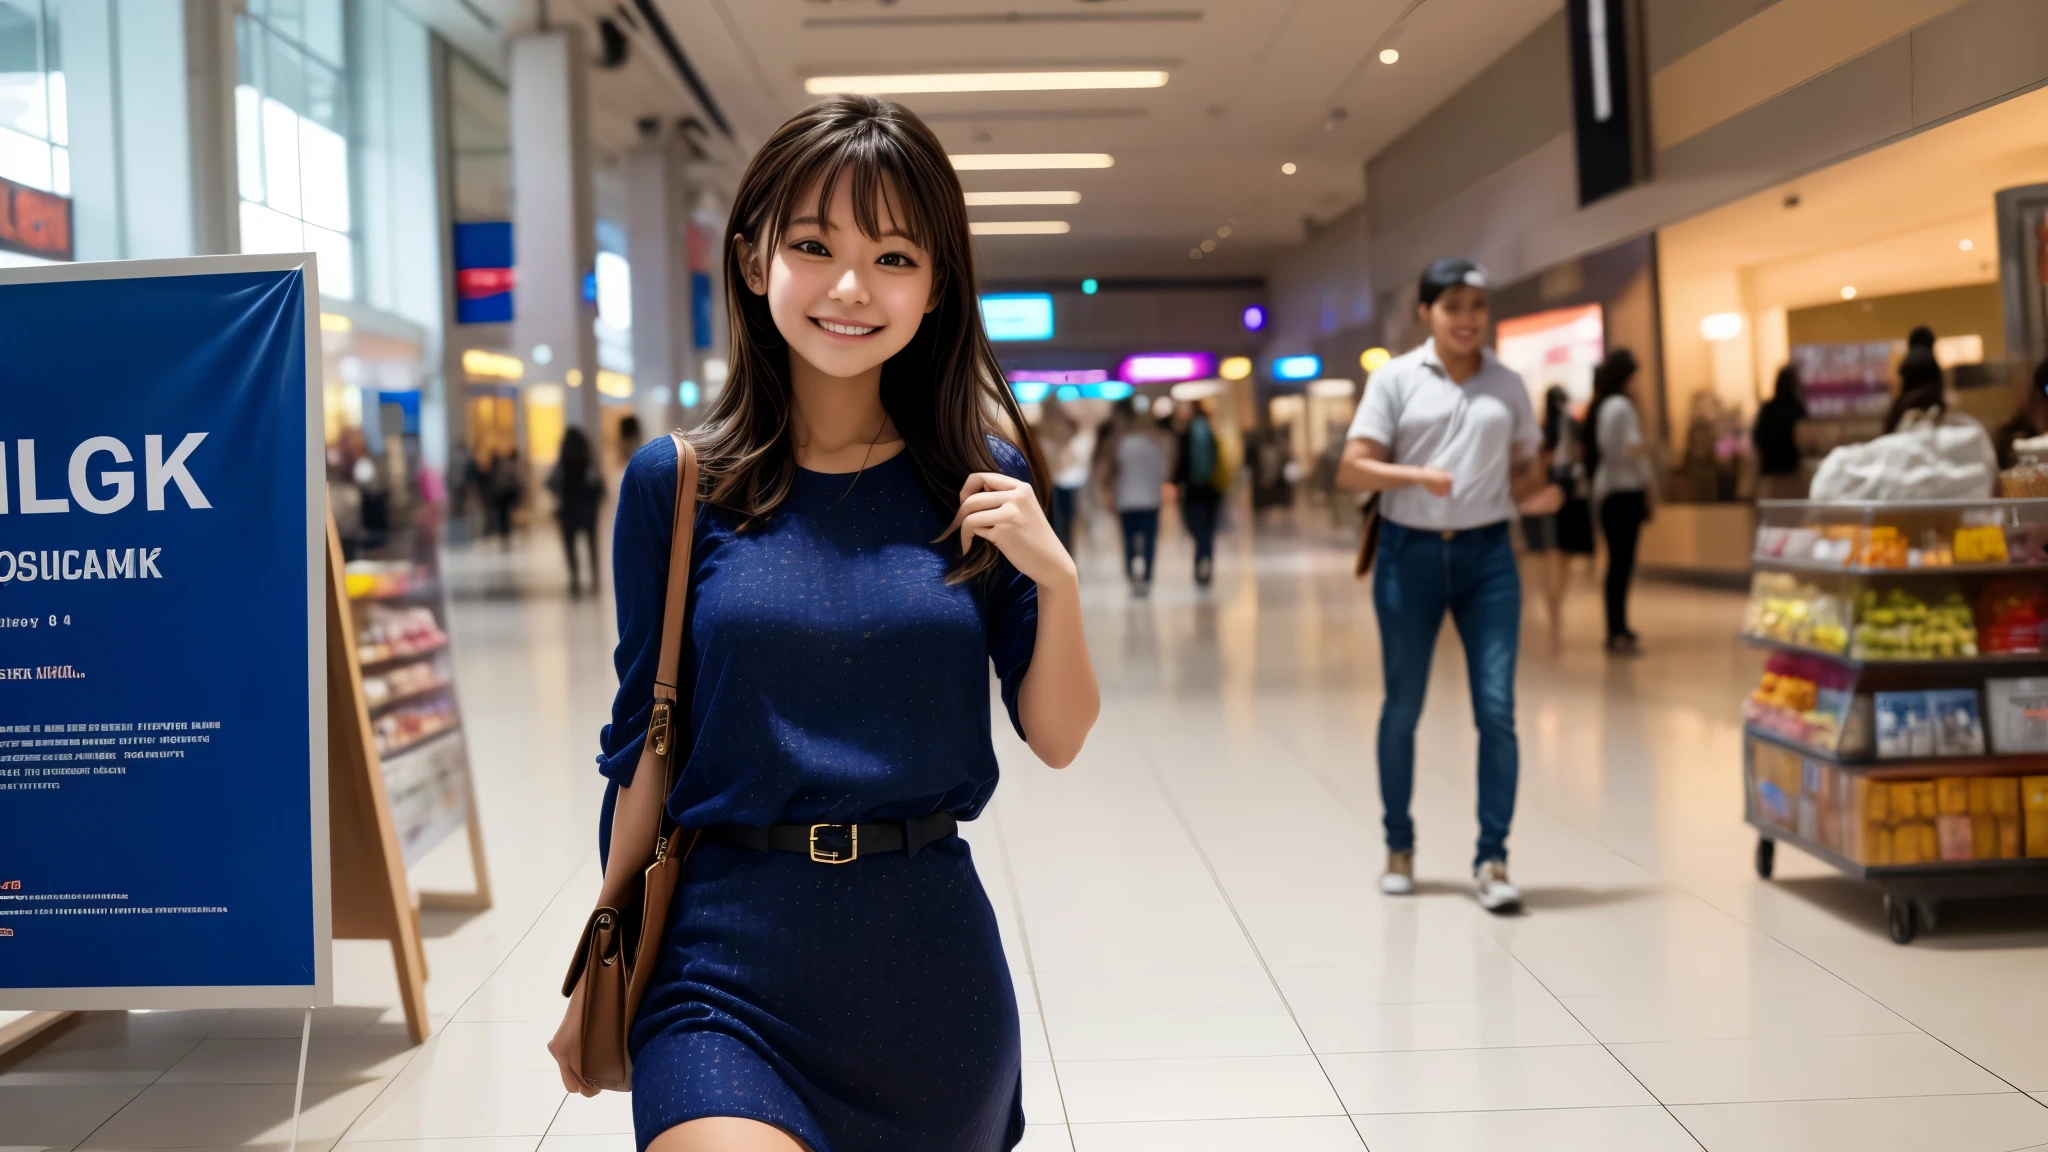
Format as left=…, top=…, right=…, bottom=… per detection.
left=1474, top=860, right=1521, bottom=914
left=1379, top=851, right=1415, bottom=895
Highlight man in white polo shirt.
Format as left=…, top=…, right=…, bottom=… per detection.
left=1337, top=257, right=1560, bottom=913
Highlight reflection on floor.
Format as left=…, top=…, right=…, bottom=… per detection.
left=8, top=510, right=2048, bottom=1152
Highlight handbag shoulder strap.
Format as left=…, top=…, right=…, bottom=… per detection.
left=645, top=433, right=699, bottom=782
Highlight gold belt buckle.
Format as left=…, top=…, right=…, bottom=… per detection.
left=808, top=823, right=858, bottom=864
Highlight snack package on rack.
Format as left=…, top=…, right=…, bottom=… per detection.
left=1928, top=689, right=1987, bottom=756
left=1746, top=572, right=1851, bottom=653
left=1953, top=523, right=2009, bottom=565
left=1851, top=586, right=1978, bottom=660
left=1745, top=653, right=1856, bottom=752
left=1986, top=678, right=2048, bottom=754
left=2026, top=776, right=2048, bottom=857
left=1875, top=692, right=1934, bottom=758
left=1978, top=582, right=2048, bottom=654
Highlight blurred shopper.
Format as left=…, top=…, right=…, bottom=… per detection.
left=1106, top=399, right=1171, bottom=595
left=488, top=449, right=523, bottom=547
left=618, top=414, right=644, bottom=457
left=1521, top=385, right=1591, bottom=656
left=1994, top=358, right=2048, bottom=469
left=1176, top=398, right=1225, bottom=586
left=1753, top=365, right=1810, bottom=499
left=1039, top=399, right=1092, bottom=553
left=1338, top=257, right=1561, bottom=913
left=547, top=427, right=604, bottom=597
left=1585, top=349, right=1651, bottom=654
left=1884, top=346, right=1947, bottom=434
left=554, top=95, right=1099, bottom=1152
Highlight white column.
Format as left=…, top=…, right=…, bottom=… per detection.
left=509, top=29, right=599, bottom=433
left=624, top=141, right=689, bottom=435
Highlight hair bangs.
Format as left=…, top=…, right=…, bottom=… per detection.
left=760, top=123, right=944, bottom=273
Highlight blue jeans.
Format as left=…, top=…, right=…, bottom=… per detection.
left=1119, top=508, right=1159, bottom=583
left=1372, top=520, right=1521, bottom=866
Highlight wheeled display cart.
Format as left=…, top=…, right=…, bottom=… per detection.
left=1742, top=498, right=2048, bottom=943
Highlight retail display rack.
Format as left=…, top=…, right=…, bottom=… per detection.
left=1742, top=498, right=2048, bottom=943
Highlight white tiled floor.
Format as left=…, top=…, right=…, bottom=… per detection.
left=8, top=512, right=2048, bottom=1151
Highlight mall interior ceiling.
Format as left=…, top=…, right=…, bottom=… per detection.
left=430, top=0, right=1563, bottom=283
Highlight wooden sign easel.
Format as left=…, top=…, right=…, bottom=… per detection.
left=324, top=516, right=493, bottom=1044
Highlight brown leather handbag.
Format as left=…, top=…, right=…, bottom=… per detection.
left=560, top=433, right=701, bottom=1092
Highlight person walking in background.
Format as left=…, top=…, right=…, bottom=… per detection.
left=1039, top=399, right=1092, bottom=554
left=1521, top=385, right=1591, bottom=656
left=548, top=427, right=605, bottom=597
left=1337, top=257, right=1561, bottom=913
left=488, top=448, right=523, bottom=547
left=1994, top=358, right=2048, bottom=469
left=1884, top=342, right=1948, bottom=434
left=1105, top=398, right=1171, bottom=596
left=1584, top=349, right=1651, bottom=654
left=1175, top=398, right=1224, bottom=587
left=1753, top=365, right=1810, bottom=499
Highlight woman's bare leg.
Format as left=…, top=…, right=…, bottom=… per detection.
left=648, top=1117, right=810, bottom=1152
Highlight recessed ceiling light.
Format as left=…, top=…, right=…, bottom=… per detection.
left=1281, top=162, right=1297, bottom=175
left=1216, top=226, right=1231, bottom=238
left=1189, top=248, right=1203, bottom=259
left=951, top=153, right=1114, bottom=171
left=1840, top=286, right=1858, bottom=300
left=1379, top=48, right=1400, bottom=64
left=1200, top=238, right=1216, bottom=252
left=806, top=71, right=1168, bottom=95
left=1959, top=238, right=1974, bottom=251
left=969, top=220, right=1071, bottom=235
left=963, top=191, right=1083, bottom=206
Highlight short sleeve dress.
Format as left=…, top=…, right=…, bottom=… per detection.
left=597, top=434, right=1039, bottom=1152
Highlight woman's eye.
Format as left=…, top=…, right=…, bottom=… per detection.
left=877, top=252, right=916, bottom=268
left=793, top=239, right=829, bottom=256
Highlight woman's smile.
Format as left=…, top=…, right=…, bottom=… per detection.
left=811, top=316, right=882, bottom=338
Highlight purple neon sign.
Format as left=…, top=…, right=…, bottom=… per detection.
left=1116, top=353, right=1216, bottom=385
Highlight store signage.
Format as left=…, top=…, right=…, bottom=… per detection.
left=0, top=175, right=72, bottom=262
left=0, top=255, right=329, bottom=1010
left=1118, top=353, right=1215, bottom=385
left=1567, top=0, right=1646, bottom=206
left=980, top=293, right=1055, bottom=341
left=453, top=222, right=515, bottom=325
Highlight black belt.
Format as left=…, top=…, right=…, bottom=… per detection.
left=701, top=812, right=958, bottom=864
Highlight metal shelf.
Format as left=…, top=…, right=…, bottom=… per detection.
left=1739, top=634, right=2048, bottom=669
left=1743, top=725, right=2048, bottom=774
left=1751, top=558, right=2048, bottom=577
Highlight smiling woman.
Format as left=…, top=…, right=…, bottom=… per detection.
left=550, top=95, right=1100, bottom=1152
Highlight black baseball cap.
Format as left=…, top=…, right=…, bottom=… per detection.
left=1418, top=257, right=1489, bottom=307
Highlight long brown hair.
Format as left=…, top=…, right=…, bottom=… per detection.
left=689, top=94, right=1050, bottom=582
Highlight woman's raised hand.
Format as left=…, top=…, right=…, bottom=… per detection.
left=945, top=472, right=1077, bottom=587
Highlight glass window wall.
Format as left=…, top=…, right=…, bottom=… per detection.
left=0, top=0, right=66, bottom=196
left=237, top=0, right=355, bottom=298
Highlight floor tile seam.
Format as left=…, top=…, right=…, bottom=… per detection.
left=63, top=1027, right=211, bottom=1151
left=989, top=802, right=1076, bottom=1138
left=1658, top=1087, right=2037, bottom=1109
left=1123, top=733, right=1372, bottom=1150
left=1669, top=896, right=2045, bottom=1103
left=1599, top=1027, right=1983, bottom=1051
left=1464, top=939, right=1710, bottom=1152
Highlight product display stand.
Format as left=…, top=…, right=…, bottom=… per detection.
left=1744, top=498, right=2048, bottom=943
left=326, top=517, right=433, bottom=1042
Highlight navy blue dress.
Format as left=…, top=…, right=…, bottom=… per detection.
left=597, top=434, right=1038, bottom=1152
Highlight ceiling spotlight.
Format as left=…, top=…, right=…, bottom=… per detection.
left=1959, top=238, right=1974, bottom=251
left=1190, top=248, right=1203, bottom=259
left=1217, top=226, right=1232, bottom=238
left=1379, top=48, right=1400, bottom=64
left=1840, top=286, right=1858, bottom=300
left=1281, top=162, right=1297, bottom=175
left=1200, top=238, right=1216, bottom=252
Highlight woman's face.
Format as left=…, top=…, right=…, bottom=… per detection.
left=1420, top=285, right=1490, bottom=360
left=740, top=179, right=936, bottom=381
